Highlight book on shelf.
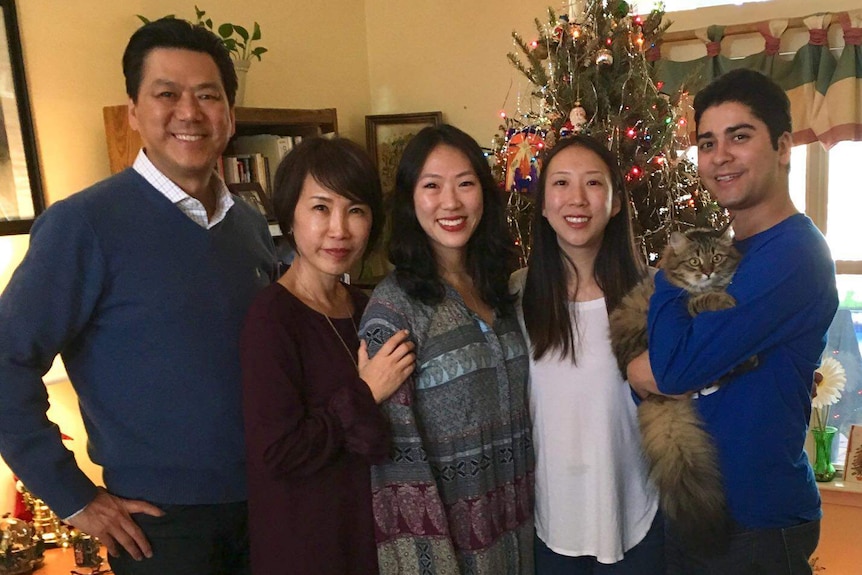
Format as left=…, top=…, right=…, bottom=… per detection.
left=231, top=135, right=299, bottom=194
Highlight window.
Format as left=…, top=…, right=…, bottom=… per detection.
left=645, top=0, right=770, bottom=11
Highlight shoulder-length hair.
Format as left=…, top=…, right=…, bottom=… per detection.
left=523, top=135, right=644, bottom=361
left=271, top=136, right=384, bottom=257
left=388, top=124, right=518, bottom=313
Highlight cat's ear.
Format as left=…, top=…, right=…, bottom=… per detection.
left=718, top=221, right=735, bottom=242
left=668, top=231, right=688, bottom=253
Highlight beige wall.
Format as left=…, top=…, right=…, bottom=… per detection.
left=0, top=0, right=859, bottom=515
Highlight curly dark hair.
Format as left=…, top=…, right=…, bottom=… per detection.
left=387, top=124, right=518, bottom=313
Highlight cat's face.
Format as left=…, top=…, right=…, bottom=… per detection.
left=662, top=229, right=741, bottom=293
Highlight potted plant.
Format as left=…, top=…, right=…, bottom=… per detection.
left=137, top=6, right=268, bottom=105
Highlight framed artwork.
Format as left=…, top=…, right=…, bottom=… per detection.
left=228, top=182, right=276, bottom=223
left=0, top=0, right=44, bottom=235
left=844, top=424, right=862, bottom=483
left=365, top=112, right=442, bottom=194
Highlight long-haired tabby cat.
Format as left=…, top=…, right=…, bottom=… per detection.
left=609, top=225, right=747, bottom=554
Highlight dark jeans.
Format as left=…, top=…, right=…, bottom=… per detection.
left=667, top=519, right=820, bottom=575
left=108, top=502, right=250, bottom=575
left=535, top=511, right=666, bottom=575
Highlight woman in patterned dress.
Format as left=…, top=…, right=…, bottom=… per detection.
left=359, top=124, right=534, bottom=575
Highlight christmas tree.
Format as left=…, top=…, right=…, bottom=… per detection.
left=494, top=0, right=725, bottom=265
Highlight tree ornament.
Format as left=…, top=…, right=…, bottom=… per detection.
left=613, top=0, right=630, bottom=18
left=532, top=42, right=549, bottom=60
left=595, top=48, right=614, bottom=66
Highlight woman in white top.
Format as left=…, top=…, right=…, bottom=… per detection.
left=511, top=135, right=664, bottom=574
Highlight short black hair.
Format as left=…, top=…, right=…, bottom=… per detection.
left=123, top=17, right=238, bottom=106
left=387, top=124, right=518, bottom=313
left=271, top=137, right=384, bottom=257
left=694, top=68, right=791, bottom=149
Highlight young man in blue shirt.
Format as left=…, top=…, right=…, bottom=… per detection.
left=0, top=18, right=275, bottom=574
left=629, top=68, right=838, bottom=574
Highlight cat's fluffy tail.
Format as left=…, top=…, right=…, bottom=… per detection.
left=639, top=395, right=732, bottom=554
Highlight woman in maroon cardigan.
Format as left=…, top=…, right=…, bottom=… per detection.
left=240, top=137, right=415, bottom=574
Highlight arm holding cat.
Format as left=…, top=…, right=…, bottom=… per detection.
left=647, top=235, right=834, bottom=395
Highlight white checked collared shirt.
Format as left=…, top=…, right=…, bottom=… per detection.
left=132, top=150, right=234, bottom=229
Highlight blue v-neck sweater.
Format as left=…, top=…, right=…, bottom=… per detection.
left=0, top=169, right=276, bottom=517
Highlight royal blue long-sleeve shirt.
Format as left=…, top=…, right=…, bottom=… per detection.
left=648, top=214, right=837, bottom=529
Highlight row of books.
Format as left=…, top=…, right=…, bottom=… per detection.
left=218, top=134, right=306, bottom=196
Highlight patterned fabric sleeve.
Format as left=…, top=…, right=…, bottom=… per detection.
left=358, top=279, right=462, bottom=575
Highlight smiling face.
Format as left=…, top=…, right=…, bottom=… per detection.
left=696, top=101, right=791, bottom=216
left=541, top=144, right=621, bottom=262
left=128, top=48, right=235, bottom=196
left=291, top=175, right=372, bottom=278
left=412, top=144, right=484, bottom=269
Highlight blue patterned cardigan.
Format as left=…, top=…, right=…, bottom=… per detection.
left=359, top=273, right=535, bottom=575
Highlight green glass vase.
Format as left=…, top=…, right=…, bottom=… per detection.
left=812, top=425, right=838, bottom=482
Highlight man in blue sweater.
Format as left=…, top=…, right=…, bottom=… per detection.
left=630, top=69, right=838, bottom=573
left=0, top=18, right=275, bottom=574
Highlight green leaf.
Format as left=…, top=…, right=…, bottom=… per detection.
left=136, top=15, right=150, bottom=24
left=251, top=47, right=267, bottom=60
left=234, top=25, right=250, bottom=41
left=195, top=6, right=205, bottom=20
left=251, top=22, right=262, bottom=41
left=218, top=23, right=234, bottom=39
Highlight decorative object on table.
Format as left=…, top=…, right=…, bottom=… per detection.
left=14, top=482, right=71, bottom=548
left=0, top=516, right=44, bottom=575
left=843, top=423, right=862, bottom=482
left=811, top=356, right=846, bottom=482
left=70, top=532, right=102, bottom=569
left=137, top=6, right=267, bottom=106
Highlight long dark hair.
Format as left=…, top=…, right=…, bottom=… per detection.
left=388, top=124, right=518, bottom=313
left=523, top=135, right=644, bottom=361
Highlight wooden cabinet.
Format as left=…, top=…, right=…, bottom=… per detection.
left=102, top=105, right=338, bottom=174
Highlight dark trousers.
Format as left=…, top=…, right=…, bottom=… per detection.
left=667, top=519, right=820, bottom=575
left=535, top=511, right=666, bottom=575
left=108, top=502, right=250, bottom=575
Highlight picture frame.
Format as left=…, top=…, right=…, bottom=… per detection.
left=228, top=182, right=276, bottom=223
left=365, top=112, right=442, bottom=194
left=0, top=0, right=44, bottom=235
left=844, top=424, right=862, bottom=483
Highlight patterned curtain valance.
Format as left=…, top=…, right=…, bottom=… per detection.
left=652, top=11, right=862, bottom=149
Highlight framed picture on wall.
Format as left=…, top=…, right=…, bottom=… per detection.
left=365, top=112, right=443, bottom=195
left=0, top=0, right=45, bottom=236
left=844, top=424, right=862, bottom=483
left=228, top=182, right=276, bottom=223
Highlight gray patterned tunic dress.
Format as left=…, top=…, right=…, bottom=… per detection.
left=359, top=273, right=534, bottom=575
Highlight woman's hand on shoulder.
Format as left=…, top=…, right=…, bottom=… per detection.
left=359, top=329, right=415, bottom=404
